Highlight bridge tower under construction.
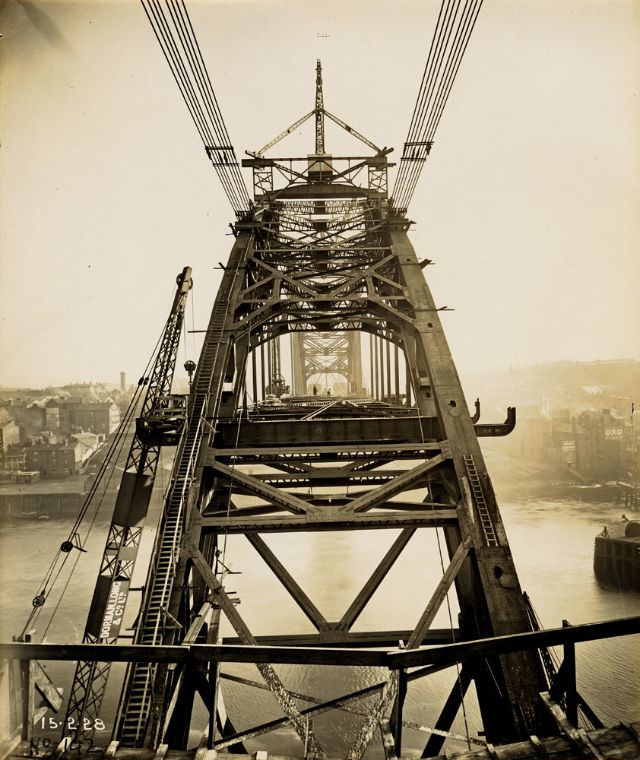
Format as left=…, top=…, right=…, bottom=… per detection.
left=4, top=4, right=639, bottom=760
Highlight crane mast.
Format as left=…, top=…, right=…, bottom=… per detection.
left=61, top=267, right=193, bottom=745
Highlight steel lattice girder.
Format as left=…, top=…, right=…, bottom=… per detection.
left=115, top=148, right=553, bottom=758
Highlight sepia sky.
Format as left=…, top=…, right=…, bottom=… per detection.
left=1, top=0, right=639, bottom=389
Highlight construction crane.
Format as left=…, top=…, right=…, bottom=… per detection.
left=6, top=3, right=637, bottom=760
left=60, top=267, right=193, bottom=747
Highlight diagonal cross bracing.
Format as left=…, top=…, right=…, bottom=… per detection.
left=245, top=534, right=330, bottom=631
left=338, top=528, right=416, bottom=631
left=112, top=59, right=554, bottom=758
left=338, top=453, right=448, bottom=513
left=406, top=537, right=472, bottom=649
left=188, top=549, right=326, bottom=757
left=208, top=459, right=320, bottom=515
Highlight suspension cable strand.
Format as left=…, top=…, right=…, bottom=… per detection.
left=404, top=0, right=454, bottom=145
left=173, top=0, right=249, bottom=205
left=392, top=0, right=456, bottom=207
left=394, top=0, right=461, bottom=202
left=397, top=0, right=477, bottom=206
left=144, top=0, right=242, bottom=216
left=142, top=0, right=213, bottom=145
left=170, top=0, right=249, bottom=210
left=140, top=0, right=250, bottom=215
left=391, top=0, right=484, bottom=213
left=395, top=7, right=461, bottom=207
left=399, top=0, right=483, bottom=210
left=393, top=0, right=458, bottom=206
left=424, top=0, right=482, bottom=141
left=393, top=0, right=466, bottom=210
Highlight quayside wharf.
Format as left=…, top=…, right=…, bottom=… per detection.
left=2, top=2, right=638, bottom=759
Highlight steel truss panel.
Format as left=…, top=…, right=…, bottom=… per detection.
left=108, top=73, right=554, bottom=760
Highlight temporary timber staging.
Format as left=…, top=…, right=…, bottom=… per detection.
left=2, top=2, right=639, bottom=759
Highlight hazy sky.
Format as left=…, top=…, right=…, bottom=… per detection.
left=1, top=0, right=639, bottom=389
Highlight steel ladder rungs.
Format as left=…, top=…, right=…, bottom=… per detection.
left=464, top=455, right=499, bottom=546
left=120, top=373, right=208, bottom=738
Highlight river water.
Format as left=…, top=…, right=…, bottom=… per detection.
left=1, top=461, right=638, bottom=757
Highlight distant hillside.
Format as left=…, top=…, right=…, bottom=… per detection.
left=463, top=359, right=640, bottom=416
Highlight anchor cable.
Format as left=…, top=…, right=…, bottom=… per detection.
left=140, top=0, right=251, bottom=216
left=391, top=0, right=484, bottom=214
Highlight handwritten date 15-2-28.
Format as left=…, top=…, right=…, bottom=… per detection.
left=39, top=717, right=106, bottom=730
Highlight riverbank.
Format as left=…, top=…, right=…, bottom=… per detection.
left=0, top=448, right=630, bottom=519
left=0, top=475, right=90, bottom=518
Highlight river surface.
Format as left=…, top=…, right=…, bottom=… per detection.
left=1, top=464, right=638, bottom=757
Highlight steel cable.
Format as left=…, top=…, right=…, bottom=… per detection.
left=166, top=0, right=244, bottom=210
left=171, top=0, right=248, bottom=209
left=394, top=0, right=479, bottom=211
left=173, top=0, right=249, bottom=202
left=143, top=0, right=214, bottom=146
left=145, top=0, right=240, bottom=212
left=391, top=0, right=484, bottom=213
left=140, top=0, right=251, bottom=216
left=393, top=0, right=467, bottom=209
left=393, top=0, right=459, bottom=207
left=424, top=0, right=483, bottom=141
left=19, top=319, right=169, bottom=639
left=21, top=388, right=141, bottom=638
left=174, top=0, right=250, bottom=207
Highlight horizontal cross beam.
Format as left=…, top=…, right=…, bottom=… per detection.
left=209, top=441, right=443, bottom=458
left=221, top=629, right=459, bottom=647
left=199, top=509, right=458, bottom=533
left=4, top=616, right=637, bottom=668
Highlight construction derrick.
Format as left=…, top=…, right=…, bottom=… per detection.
left=58, top=267, right=192, bottom=747
left=110, top=63, right=553, bottom=756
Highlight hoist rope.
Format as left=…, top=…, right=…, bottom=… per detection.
left=18, top=325, right=168, bottom=640
left=20, top=388, right=141, bottom=640
left=39, top=419, right=134, bottom=641
left=391, top=0, right=483, bottom=213
left=140, top=0, right=251, bottom=216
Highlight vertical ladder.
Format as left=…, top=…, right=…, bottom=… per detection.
left=116, top=415, right=204, bottom=745
left=117, top=299, right=232, bottom=745
left=464, top=454, right=499, bottom=547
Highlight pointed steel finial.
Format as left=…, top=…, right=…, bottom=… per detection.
left=315, top=59, right=325, bottom=154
